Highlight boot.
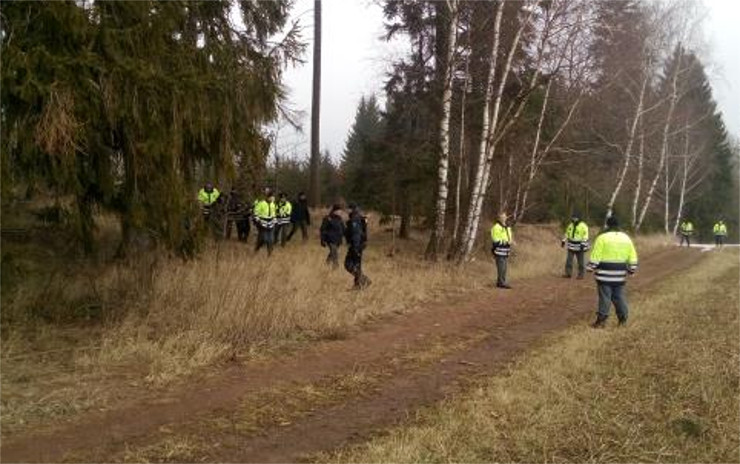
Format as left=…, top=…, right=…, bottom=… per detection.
left=591, top=315, right=607, bottom=329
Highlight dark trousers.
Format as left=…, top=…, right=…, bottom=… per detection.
left=236, top=220, right=250, bottom=242
left=597, top=282, right=628, bottom=321
left=287, top=221, right=308, bottom=242
left=255, top=226, right=274, bottom=255
left=494, top=255, right=508, bottom=286
left=715, top=235, right=725, bottom=247
left=326, top=242, right=340, bottom=268
left=226, top=219, right=250, bottom=241
left=275, top=223, right=289, bottom=246
left=345, top=248, right=369, bottom=288
left=565, top=250, right=585, bottom=277
left=680, top=234, right=691, bottom=247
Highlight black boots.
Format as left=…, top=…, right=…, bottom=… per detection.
left=591, top=315, right=607, bottom=328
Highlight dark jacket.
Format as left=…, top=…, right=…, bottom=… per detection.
left=291, top=198, right=311, bottom=225
left=320, top=212, right=345, bottom=245
left=345, top=211, right=368, bottom=250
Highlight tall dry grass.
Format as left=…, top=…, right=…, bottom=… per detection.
left=327, top=250, right=739, bottom=463
left=1, top=216, right=671, bottom=433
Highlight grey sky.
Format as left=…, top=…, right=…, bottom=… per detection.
left=280, top=0, right=740, bottom=160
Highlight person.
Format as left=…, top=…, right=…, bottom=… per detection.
left=197, top=182, right=220, bottom=220
left=287, top=192, right=311, bottom=242
left=587, top=215, right=638, bottom=328
left=253, top=188, right=277, bottom=255
left=490, top=213, right=513, bottom=289
left=275, top=192, right=292, bottom=247
left=226, top=188, right=250, bottom=242
left=679, top=217, right=694, bottom=247
left=320, top=204, right=345, bottom=268
left=344, top=203, right=371, bottom=289
left=713, top=218, right=728, bottom=248
left=561, top=212, right=589, bottom=279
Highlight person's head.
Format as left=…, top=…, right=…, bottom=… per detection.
left=263, top=187, right=273, bottom=200
left=205, top=182, right=214, bottom=192
left=330, top=204, right=342, bottom=214
left=298, top=192, right=306, bottom=200
left=498, top=212, right=508, bottom=224
left=279, top=192, right=287, bottom=201
left=348, top=202, right=358, bottom=212
left=571, top=211, right=581, bottom=223
left=606, top=214, right=619, bottom=229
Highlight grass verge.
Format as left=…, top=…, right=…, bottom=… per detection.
left=325, top=249, right=739, bottom=463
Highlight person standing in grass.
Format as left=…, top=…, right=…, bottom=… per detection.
left=197, top=181, right=221, bottom=220
left=287, top=192, right=311, bottom=242
left=275, top=192, right=292, bottom=247
left=561, top=212, right=589, bottom=279
left=587, top=215, right=638, bottom=328
left=344, top=203, right=371, bottom=289
left=253, top=188, right=277, bottom=256
left=320, top=204, right=345, bottom=268
left=713, top=218, right=728, bottom=249
left=491, top=213, right=513, bottom=289
left=679, top=217, right=694, bottom=247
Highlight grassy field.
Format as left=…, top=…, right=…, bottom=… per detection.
left=325, top=249, right=739, bottom=463
left=0, top=210, right=670, bottom=436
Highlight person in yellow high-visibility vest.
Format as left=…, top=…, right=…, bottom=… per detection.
left=253, top=188, right=277, bottom=256
left=713, top=218, right=728, bottom=249
left=679, top=217, right=694, bottom=247
left=490, top=213, right=513, bottom=289
left=561, top=212, right=589, bottom=279
left=197, top=182, right=220, bottom=219
left=587, top=215, right=638, bottom=328
left=275, top=192, right=293, bottom=247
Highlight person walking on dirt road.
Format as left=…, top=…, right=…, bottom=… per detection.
left=679, top=217, right=694, bottom=247
left=561, top=212, right=589, bottom=279
left=491, top=213, right=513, bottom=289
left=713, top=218, right=728, bottom=248
left=587, top=215, right=638, bottom=328
left=320, top=204, right=345, bottom=269
left=344, top=203, right=371, bottom=289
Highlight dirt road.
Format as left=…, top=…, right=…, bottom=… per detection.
left=0, top=248, right=703, bottom=463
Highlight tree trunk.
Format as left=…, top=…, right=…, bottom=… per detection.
left=636, top=47, right=682, bottom=232
left=428, top=0, right=459, bottom=260
left=631, top=126, right=644, bottom=228
left=450, top=63, right=468, bottom=252
left=458, top=1, right=534, bottom=262
left=308, top=0, right=322, bottom=207
left=672, top=123, right=690, bottom=235
left=605, top=71, right=648, bottom=219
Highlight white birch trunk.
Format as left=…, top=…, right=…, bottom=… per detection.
left=455, top=0, right=505, bottom=262
left=672, top=127, right=689, bottom=235
left=636, top=48, right=682, bottom=232
left=430, top=0, right=459, bottom=259
left=459, top=1, right=536, bottom=261
left=631, top=128, right=645, bottom=228
left=606, top=72, right=649, bottom=219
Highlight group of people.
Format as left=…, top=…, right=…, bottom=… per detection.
left=197, top=183, right=371, bottom=289
left=491, top=211, right=730, bottom=329
left=678, top=217, right=729, bottom=248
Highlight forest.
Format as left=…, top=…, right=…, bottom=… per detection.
left=2, top=0, right=738, bottom=260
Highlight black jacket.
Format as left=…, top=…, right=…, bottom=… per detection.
left=291, top=198, right=311, bottom=225
left=345, top=211, right=368, bottom=250
left=320, top=213, right=345, bottom=245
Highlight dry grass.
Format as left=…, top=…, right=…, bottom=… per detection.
left=0, top=215, right=671, bottom=435
left=325, top=250, right=739, bottom=463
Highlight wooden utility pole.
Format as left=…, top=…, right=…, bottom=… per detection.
left=308, top=0, right=322, bottom=207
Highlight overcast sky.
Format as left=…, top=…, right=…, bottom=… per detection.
left=279, top=0, right=740, bottom=160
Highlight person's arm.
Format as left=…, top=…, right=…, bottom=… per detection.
left=587, top=236, right=603, bottom=271
left=627, top=239, right=638, bottom=274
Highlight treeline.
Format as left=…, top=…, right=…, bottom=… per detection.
left=2, top=0, right=738, bottom=260
left=1, top=0, right=301, bottom=255
left=336, top=0, right=739, bottom=260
